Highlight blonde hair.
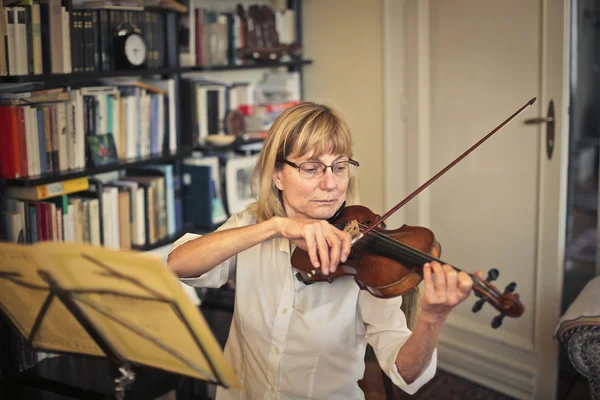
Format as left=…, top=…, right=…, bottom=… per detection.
left=247, top=102, right=359, bottom=222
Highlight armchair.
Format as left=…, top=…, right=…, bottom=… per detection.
left=554, top=275, right=600, bottom=400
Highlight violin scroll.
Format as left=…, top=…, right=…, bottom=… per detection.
left=470, top=268, right=524, bottom=328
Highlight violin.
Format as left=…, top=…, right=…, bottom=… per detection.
left=291, top=98, right=536, bottom=329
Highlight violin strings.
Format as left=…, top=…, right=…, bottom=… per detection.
left=356, top=223, right=442, bottom=266
left=354, top=223, right=497, bottom=299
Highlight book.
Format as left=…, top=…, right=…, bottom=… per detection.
left=5, top=177, right=90, bottom=201
left=0, top=241, right=240, bottom=388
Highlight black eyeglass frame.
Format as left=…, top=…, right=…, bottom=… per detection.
left=282, top=158, right=360, bottom=177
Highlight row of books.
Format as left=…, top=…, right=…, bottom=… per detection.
left=3, top=165, right=182, bottom=248
left=180, top=73, right=302, bottom=146
left=81, top=82, right=173, bottom=162
left=71, top=7, right=168, bottom=73
left=180, top=76, right=250, bottom=145
left=0, top=79, right=177, bottom=179
left=2, top=151, right=266, bottom=250
left=0, top=0, right=169, bottom=76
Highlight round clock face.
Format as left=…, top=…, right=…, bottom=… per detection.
left=124, top=34, right=147, bottom=66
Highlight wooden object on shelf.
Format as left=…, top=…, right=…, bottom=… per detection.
left=240, top=4, right=302, bottom=63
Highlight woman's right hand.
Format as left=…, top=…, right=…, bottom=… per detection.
left=273, top=217, right=352, bottom=276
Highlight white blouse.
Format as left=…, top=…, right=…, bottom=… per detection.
left=169, top=210, right=436, bottom=400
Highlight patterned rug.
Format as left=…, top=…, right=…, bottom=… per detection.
left=400, top=370, right=516, bottom=400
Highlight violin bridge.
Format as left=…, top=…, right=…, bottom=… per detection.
left=343, top=220, right=363, bottom=246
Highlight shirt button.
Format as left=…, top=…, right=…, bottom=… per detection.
left=282, top=308, right=288, bottom=314
left=273, top=347, right=279, bottom=354
left=270, top=385, right=275, bottom=393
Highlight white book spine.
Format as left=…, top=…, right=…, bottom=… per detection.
left=112, top=95, right=121, bottom=158
left=107, top=187, right=120, bottom=250
left=30, top=106, right=40, bottom=176
left=6, top=9, right=16, bottom=76
left=32, top=4, right=42, bottom=74
left=126, top=96, right=137, bottom=159
left=22, top=106, right=35, bottom=177
left=156, top=94, right=165, bottom=155
left=61, top=7, right=71, bottom=73
left=89, top=198, right=101, bottom=246
left=101, top=192, right=111, bottom=247
left=57, top=102, right=68, bottom=172
left=168, top=79, right=177, bottom=153
left=136, top=188, right=146, bottom=246
left=14, top=8, right=27, bottom=75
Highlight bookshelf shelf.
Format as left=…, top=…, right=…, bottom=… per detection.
left=0, top=67, right=186, bottom=85
left=181, top=59, right=313, bottom=74
left=1, top=151, right=191, bottom=187
left=0, top=60, right=313, bottom=85
left=193, top=137, right=265, bottom=153
left=132, top=230, right=187, bottom=252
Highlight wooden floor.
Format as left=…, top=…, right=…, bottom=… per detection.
left=359, top=361, right=591, bottom=400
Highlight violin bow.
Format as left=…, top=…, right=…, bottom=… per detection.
left=361, top=97, right=537, bottom=236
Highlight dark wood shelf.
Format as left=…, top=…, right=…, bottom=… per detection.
left=0, top=59, right=312, bottom=85
left=181, top=59, right=312, bottom=73
left=1, top=151, right=190, bottom=187
left=193, top=137, right=265, bottom=153
left=0, top=67, right=185, bottom=85
left=132, top=230, right=186, bottom=252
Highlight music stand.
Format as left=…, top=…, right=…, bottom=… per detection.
left=0, top=241, right=240, bottom=399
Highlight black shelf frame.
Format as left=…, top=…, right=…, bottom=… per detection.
left=132, top=230, right=188, bottom=252
left=0, top=60, right=313, bottom=86
left=0, top=151, right=191, bottom=187
left=0, top=67, right=186, bottom=85
left=193, top=137, right=265, bottom=154
left=181, top=59, right=312, bottom=74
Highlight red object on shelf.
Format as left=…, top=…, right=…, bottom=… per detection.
left=238, top=101, right=301, bottom=116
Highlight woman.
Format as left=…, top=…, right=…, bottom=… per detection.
left=167, top=102, right=481, bottom=399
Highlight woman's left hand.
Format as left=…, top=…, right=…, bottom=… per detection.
left=419, top=261, right=484, bottom=324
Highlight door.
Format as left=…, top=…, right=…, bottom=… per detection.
left=383, top=1, right=569, bottom=399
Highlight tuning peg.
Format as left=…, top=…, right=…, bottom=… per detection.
left=504, top=282, right=516, bottom=293
left=486, top=268, right=499, bottom=282
left=472, top=298, right=486, bottom=313
left=491, top=313, right=505, bottom=329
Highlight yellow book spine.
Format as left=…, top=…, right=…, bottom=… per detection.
left=8, top=177, right=90, bottom=200
left=37, top=177, right=90, bottom=199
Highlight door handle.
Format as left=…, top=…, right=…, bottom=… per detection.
left=524, top=100, right=555, bottom=160
left=524, top=117, right=554, bottom=124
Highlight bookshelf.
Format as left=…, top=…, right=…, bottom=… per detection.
left=0, top=60, right=312, bottom=84
left=0, top=67, right=186, bottom=84
left=2, top=151, right=188, bottom=186
left=0, top=0, right=311, bottom=254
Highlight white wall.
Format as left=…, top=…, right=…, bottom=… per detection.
left=302, top=0, right=385, bottom=213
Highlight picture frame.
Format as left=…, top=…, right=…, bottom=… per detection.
left=224, top=155, right=259, bottom=215
left=87, top=133, right=119, bottom=166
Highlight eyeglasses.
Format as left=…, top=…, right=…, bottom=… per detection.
left=283, top=159, right=360, bottom=179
